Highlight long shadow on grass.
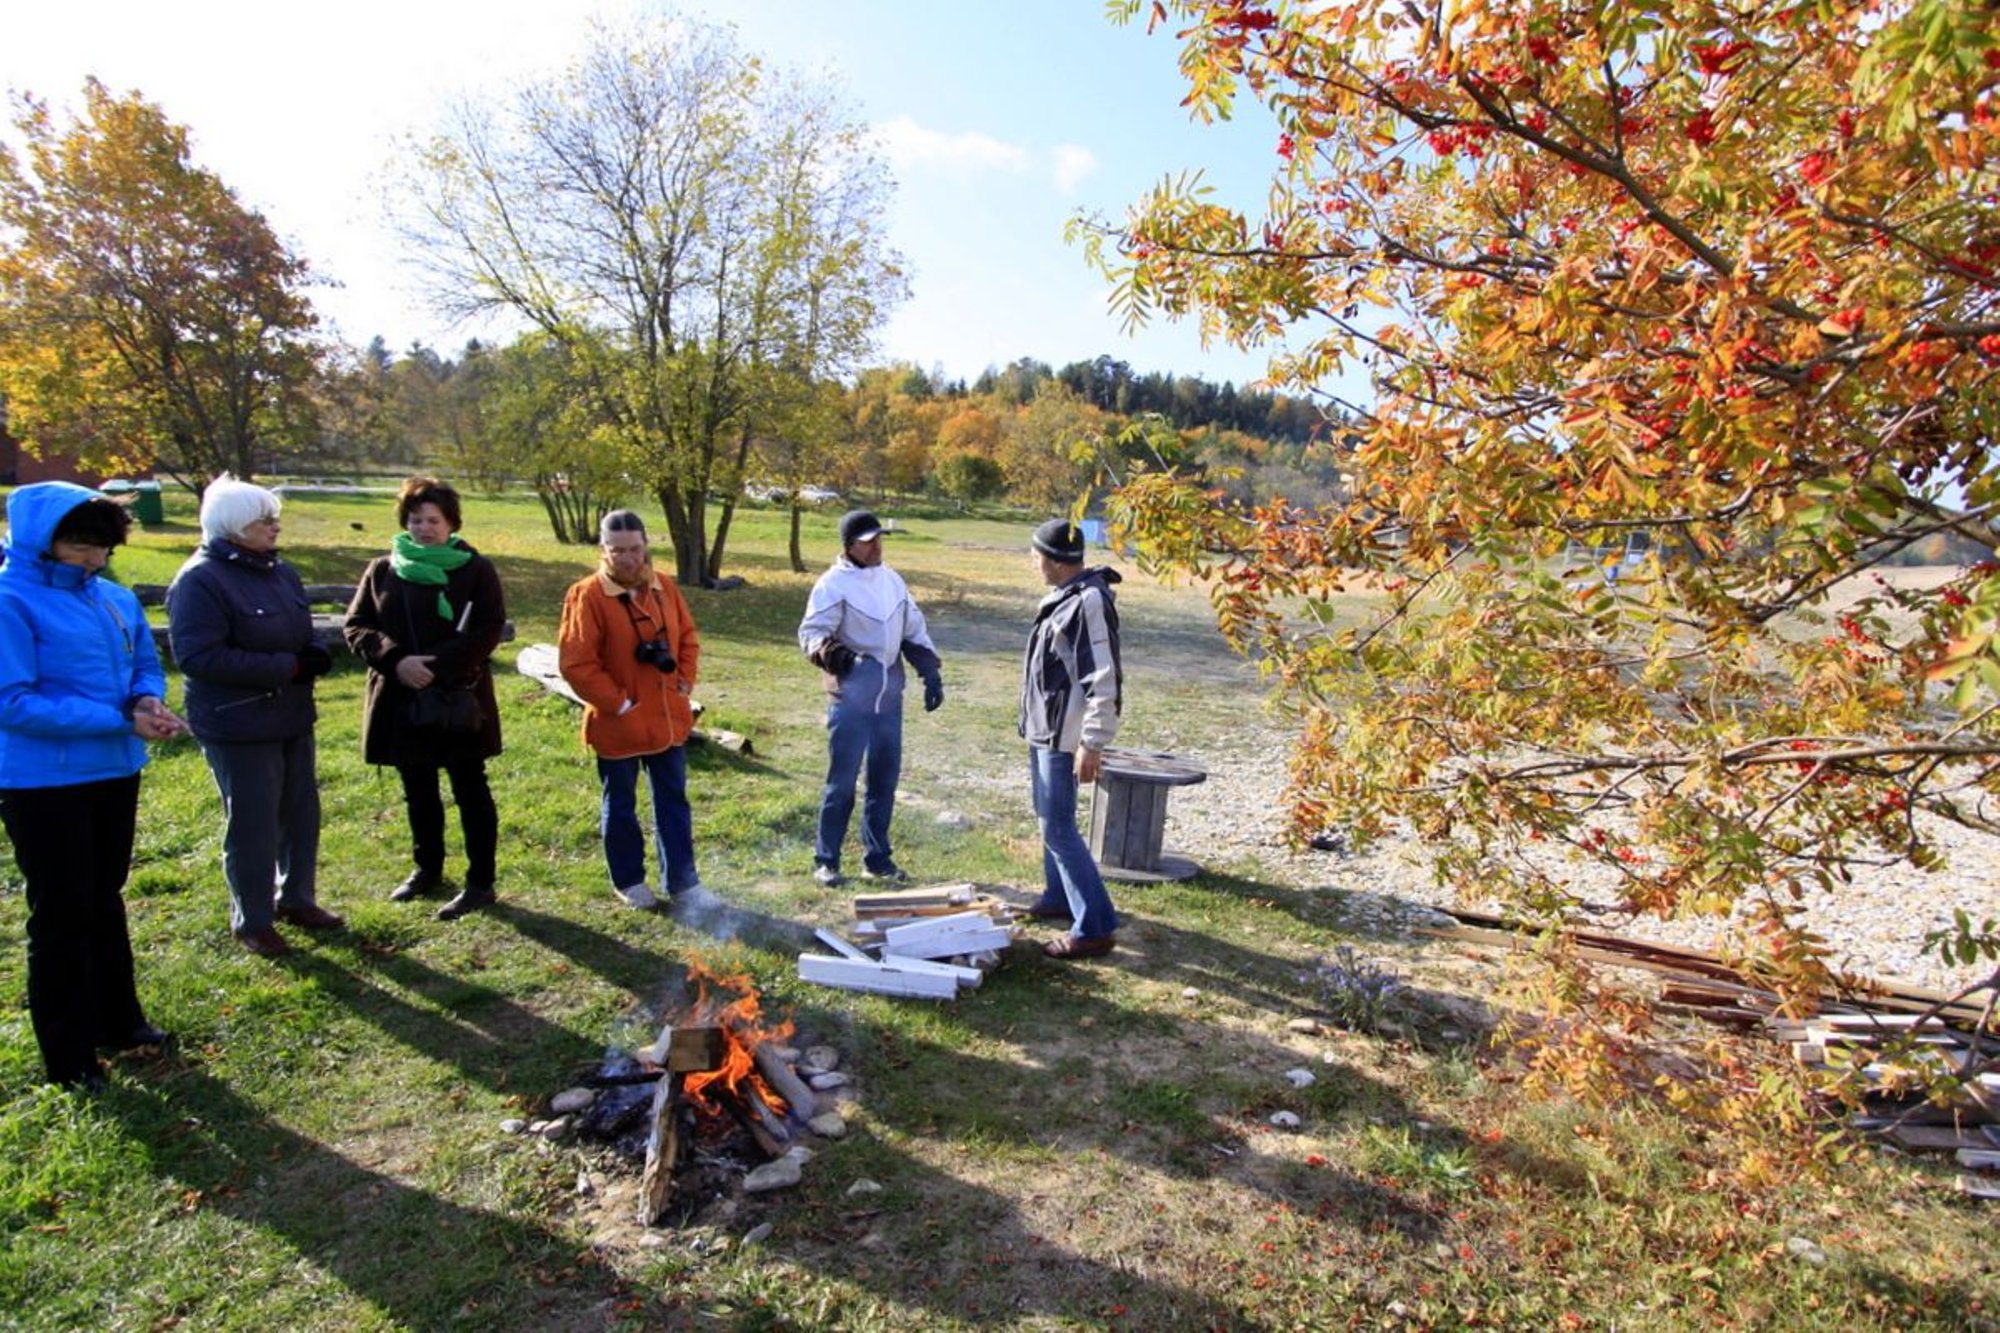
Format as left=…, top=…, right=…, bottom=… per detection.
left=746, top=927, right=1534, bottom=1323
left=279, top=949, right=601, bottom=1095
left=499, top=900, right=816, bottom=978
left=109, top=1068, right=672, bottom=1327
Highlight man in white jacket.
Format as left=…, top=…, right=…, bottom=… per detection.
left=797, top=510, right=944, bottom=887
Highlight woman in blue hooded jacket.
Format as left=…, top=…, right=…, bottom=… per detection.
left=0, top=482, right=187, bottom=1090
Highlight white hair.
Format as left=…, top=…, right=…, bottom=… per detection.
left=199, top=474, right=282, bottom=542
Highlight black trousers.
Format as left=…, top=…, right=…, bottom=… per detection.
left=396, top=760, right=497, bottom=888
left=0, top=775, right=147, bottom=1085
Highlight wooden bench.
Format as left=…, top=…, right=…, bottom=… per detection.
left=132, top=584, right=514, bottom=662
left=1087, top=747, right=1208, bottom=883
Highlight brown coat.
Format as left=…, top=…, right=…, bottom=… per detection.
left=557, top=567, right=700, bottom=760
left=344, top=547, right=506, bottom=767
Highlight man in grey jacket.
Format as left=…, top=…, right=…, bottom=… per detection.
left=797, top=510, right=944, bottom=887
left=1018, top=519, right=1122, bottom=959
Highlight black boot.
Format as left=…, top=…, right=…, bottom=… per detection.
left=390, top=869, right=442, bottom=902
left=436, top=883, right=496, bottom=921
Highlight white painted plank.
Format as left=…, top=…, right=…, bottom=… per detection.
left=813, top=928, right=875, bottom=963
left=797, top=954, right=957, bottom=999
left=879, top=954, right=984, bottom=987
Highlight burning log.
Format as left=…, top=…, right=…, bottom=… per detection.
left=750, top=1039, right=820, bottom=1121
left=743, top=1082, right=794, bottom=1154
left=637, top=1073, right=683, bottom=1226
left=644, top=1022, right=726, bottom=1073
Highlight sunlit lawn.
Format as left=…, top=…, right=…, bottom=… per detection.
left=0, top=482, right=1990, bottom=1330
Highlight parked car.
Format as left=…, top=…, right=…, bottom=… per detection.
left=797, top=485, right=840, bottom=504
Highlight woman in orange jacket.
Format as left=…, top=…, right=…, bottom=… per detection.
left=557, top=510, right=702, bottom=909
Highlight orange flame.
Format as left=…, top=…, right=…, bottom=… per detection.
left=679, top=959, right=795, bottom=1114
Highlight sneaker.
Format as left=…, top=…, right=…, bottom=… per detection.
left=812, top=864, right=845, bottom=888
left=862, top=863, right=911, bottom=884
left=614, top=882, right=659, bottom=910
left=668, top=880, right=704, bottom=897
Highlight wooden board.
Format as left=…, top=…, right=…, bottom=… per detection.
left=882, top=912, right=1015, bottom=958
left=797, top=953, right=959, bottom=999
left=1881, top=1123, right=1995, bottom=1153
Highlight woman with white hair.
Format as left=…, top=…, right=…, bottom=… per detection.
left=167, top=475, right=339, bottom=957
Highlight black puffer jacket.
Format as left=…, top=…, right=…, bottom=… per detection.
left=167, top=540, right=318, bottom=744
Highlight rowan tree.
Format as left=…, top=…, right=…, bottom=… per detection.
left=1078, top=0, right=2000, bottom=1120
left=0, top=79, right=321, bottom=486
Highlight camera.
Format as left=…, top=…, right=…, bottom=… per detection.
left=634, top=638, right=677, bottom=673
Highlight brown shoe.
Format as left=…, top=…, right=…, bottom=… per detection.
left=1018, top=899, right=1074, bottom=922
left=235, top=926, right=291, bottom=958
left=1043, top=933, right=1115, bottom=960
left=275, top=903, right=345, bottom=930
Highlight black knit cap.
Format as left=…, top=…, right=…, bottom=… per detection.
left=839, top=509, right=884, bottom=547
left=1031, top=518, right=1085, bottom=563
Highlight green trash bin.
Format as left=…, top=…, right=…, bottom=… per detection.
left=133, top=482, right=164, bottom=527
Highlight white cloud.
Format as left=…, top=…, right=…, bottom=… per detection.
left=1049, top=143, right=1098, bottom=192
left=874, top=115, right=1030, bottom=175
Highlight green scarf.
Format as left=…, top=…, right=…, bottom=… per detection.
left=391, top=531, right=473, bottom=620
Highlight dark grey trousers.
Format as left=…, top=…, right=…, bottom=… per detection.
left=199, top=735, right=322, bottom=932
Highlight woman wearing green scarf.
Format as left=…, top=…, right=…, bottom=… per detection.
left=344, top=478, right=508, bottom=920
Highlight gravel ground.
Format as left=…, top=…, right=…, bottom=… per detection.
left=1164, top=721, right=2000, bottom=997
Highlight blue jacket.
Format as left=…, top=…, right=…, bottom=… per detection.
left=168, top=539, right=318, bottom=743
left=0, top=481, right=165, bottom=789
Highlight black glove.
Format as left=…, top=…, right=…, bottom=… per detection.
left=295, top=643, right=335, bottom=679
left=817, top=642, right=858, bottom=677
left=923, top=673, right=944, bottom=712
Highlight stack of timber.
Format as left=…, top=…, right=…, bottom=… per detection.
left=797, top=885, right=1016, bottom=999
left=1422, top=907, right=1999, bottom=1195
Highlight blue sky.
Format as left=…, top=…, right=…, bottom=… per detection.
left=4, top=1, right=1295, bottom=389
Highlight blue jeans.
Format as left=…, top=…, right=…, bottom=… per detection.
left=815, top=692, right=903, bottom=873
left=598, top=747, right=697, bottom=893
left=1029, top=746, right=1119, bottom=939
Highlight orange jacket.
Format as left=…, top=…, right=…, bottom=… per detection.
left=557, top=567, right=701, bottom=759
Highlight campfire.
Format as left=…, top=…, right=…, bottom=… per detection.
left=568, top=960, right=836, bottom=1226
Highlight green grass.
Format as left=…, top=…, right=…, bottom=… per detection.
left=0, top=484, right=1994, bottom=1329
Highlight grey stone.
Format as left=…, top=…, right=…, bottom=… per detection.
left=742, top=1222, right=774, bottom=1246
left=808, top=1112, right=848, bottom=1138
left=500, top=1118, right=528, bottom=1135
left=934, top=810, right=972, bottom=830
left=744, top=1156, right=803, bottom=1193
left=539, top=1116, right=571, bottom=1141
left=808, top=1070, right=851, bottom=1091
left=800, top=1045, right=841, bottom=1073
left=551, top=1087, right=596, bottom=1115
left=846, top=1178, right=884, bottom=1196
left=1786, top=1236, right=1827, bottom=1266
left=1286, top=1017, right=1321, bottom=1035
left=1284, top=1068, right=1316, bottom=1088
left=1269, top=1110, right=1302, bottom=1130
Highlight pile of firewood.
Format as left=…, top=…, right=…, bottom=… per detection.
left=1423, top=908, right=1999, bottom=1200
left=797, top=883, right=1016, bottom=998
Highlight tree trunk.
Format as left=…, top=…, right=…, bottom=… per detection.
left=789, top=504, right=806, bottom=573
left=659, top=484, right=710, bottom=586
